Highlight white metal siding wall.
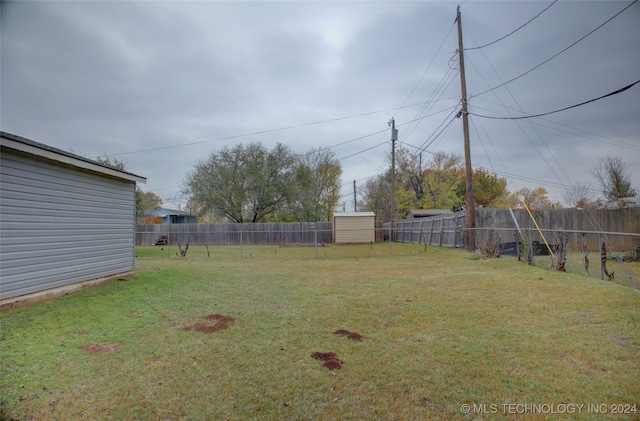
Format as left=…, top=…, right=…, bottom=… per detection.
left=334, top=215, right=375, bottom=243
left=0, top=149, right=136, bottom=300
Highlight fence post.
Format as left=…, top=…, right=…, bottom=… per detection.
left=528, top=229, right=534, bottom=266
left=313, top=223, right=318, bottom=257
left=428, top=220, right=434, bottom=245
left=599, top=233, right=604, bottom=281
left=454, top=224, right=459, bottom=249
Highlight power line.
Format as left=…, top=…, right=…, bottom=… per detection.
left=394, top=21, right=456, bottom=118
left=469, top=80, right=639, bottom=120
left=463, top=37, right=572, bottom=186
left=113, top=99, right=457, bottom=156
left=400, top=66, right=460, bottom=142
left=326, top=106, right=460, bottom=159
left=338, top=142, right=388, bottom=162
left=470, top=98, right=640, bottom=152
left=337, top=105, right=459, bottom=174
left=464, top=0, right=558, bottom=51
left=471, top=0, right=638, bottom=98
left=326, top=128, right=389, bottom=150
left=413, top=107, right=460, bottom=155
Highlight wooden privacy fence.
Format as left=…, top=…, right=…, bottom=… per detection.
left=392, top=208, right=639, bottom=250
left=136, top=222, right=334, bottom=246
left=392, top=212, right=467, bottom=248
left=474, top=207, right=640, bottom=251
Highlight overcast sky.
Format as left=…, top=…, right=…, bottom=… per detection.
left=2, top=0, right=639, bottom=211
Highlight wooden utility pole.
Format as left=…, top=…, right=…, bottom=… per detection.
left=389, top=118, right=398, bottom=223
left=456, top=6, right=476, bottom=250
left=353, top=180, right=357, bottom=212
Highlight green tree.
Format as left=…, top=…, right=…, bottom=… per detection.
left=137, top=190, right=163, bottom=215
left=359, top=147, right=420, bottom=220
left=456, top=167, right=508, bottom=208
left=95, top=154, right=127, bottom=171
left=590, top=156, right=637, bottom=202
left=183, top=143, right=300, bottom=223
left=359, top=172, right=393, bottom=221
left=422, top=152, right=462, bottom=210
left=284, top=148, right=342, bottom=221
left=361, top=150, right=511, bottom=217
left=510, top=187, right=561, bottom=209
left=95, top=155, right=153, bottom=216
left=395, top=147, right=425, bottom=216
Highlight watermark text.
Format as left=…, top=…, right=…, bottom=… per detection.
left=459, top=403, right=637, bottom=416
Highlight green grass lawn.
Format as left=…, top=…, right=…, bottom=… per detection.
left=1, top=243, right=639, bottom=420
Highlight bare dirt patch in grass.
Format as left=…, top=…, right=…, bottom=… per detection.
left=81, top=343, right=123, bottom=353
left=334, top=329, right=363, bottom=341
left=183, top=314, right=235, bottom=333
left=311, top=351, right=342, bottom=370
left=322, top=359, right=342, bottom=370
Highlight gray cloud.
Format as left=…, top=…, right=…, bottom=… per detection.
left=2, top=1, right=638, bottom=207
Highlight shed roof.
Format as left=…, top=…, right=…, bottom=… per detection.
left=334, top=212, right=375, bottom=217
left=1, top=131, right=146, bottom=184
left=146, top=208, right=195, bottom=217
left=408, top=209, right=453, bottom=218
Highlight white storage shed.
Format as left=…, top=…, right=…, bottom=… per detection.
left=333, top=212, right=376, bottom=244
left=0, top=132, right=146, bottom=308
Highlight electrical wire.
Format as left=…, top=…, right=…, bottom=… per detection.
left=463, top=38, right=571, bottom=186
left=464, top=0, right=558, bottom=51
left=413, top=106, right=460, bottom=155
left=468, top=115, right=496, bottom=173
left=470, top=98, right=640, bottom=152
left=469, top=80, right=639, bottom=120
left=112, top=100, right=454, bottom=156
left=324, top=105, right=462, bottom=165
left=471, top=0, right=638, bottom=98
left=338, top=141, right=388, bottom=162
left=352, top=129, right=391, bottom=181
left=400, top=66, right=460, bottom=142
left=394, top=21, right=456, bottom=118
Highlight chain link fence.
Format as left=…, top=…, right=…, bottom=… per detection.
left=136, top=207, right=639, bottom=289
left=474, top=227, right=639, bottom=289
left=392, top=207, right=640, bottom=289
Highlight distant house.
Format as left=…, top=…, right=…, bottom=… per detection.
left=143, top=208, right=197, bottom=224
left=333, top=212, right=375, bottom=243
left=617, top=197, right=640, bottom=208
left=407, top=209, right=453, bottom=219
left=0, top=131, right=146, bottom=308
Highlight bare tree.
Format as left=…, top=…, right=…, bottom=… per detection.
left=176, top=236, right=189, bottom=257
left=563, top=181, right=596, bottom=208
left=590, top=157, right=637, bottom=202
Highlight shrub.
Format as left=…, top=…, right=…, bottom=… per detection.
left=481, top=230, right=502, bottom=258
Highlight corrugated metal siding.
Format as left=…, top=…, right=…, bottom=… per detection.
left=0, top=149, right=136, bottom=300
left=334, top=215, right=375, bottom=243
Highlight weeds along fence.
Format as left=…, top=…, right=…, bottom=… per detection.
left=477, top=227, right=639, bottom=289
left=393, top=207, right=640, bottom=289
